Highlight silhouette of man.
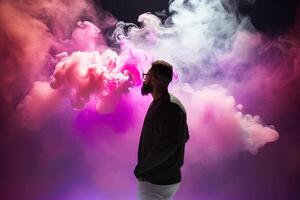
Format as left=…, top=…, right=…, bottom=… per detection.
left=134, top=60, right=189, bottom=200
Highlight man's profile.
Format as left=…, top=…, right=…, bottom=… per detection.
left=134, top=60, right=189, bottom=200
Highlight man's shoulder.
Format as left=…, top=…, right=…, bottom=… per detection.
left=169, top=94, right=186, bottom=114
left=159, top=94, right=186, bottom=115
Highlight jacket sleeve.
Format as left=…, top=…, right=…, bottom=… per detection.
left=134, top=105, right=186, bottom=178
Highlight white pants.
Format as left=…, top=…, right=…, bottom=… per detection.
left=137, top=180, right=180, bottom=200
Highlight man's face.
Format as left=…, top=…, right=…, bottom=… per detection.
left=141, top=70, right=156, bottom=96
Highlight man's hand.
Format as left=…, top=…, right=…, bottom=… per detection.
left=138, top=177, right=146, bottom=182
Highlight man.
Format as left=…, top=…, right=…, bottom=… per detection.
left=134, top=60, right=189, bottom=200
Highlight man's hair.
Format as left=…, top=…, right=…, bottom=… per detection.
left=150, top=60, right=173, bottom=85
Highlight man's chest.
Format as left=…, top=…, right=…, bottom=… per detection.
left=141, top=105, right=162, bottom=140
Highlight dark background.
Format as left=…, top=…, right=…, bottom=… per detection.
left=97, top=0, right=299, bottom=35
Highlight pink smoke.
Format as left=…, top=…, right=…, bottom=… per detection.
left=3, top=0, right=300, bottom=199
left=17, top=81, right=64, bottom=131
left=70, top=21, right=101, bottom=51
left=49, top=49, right=139, bottom=113
left=172, top=85, right=279, bottom=164
left=15, top=0, right=280, bottom=171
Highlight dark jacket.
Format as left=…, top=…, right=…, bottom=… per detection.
left=134, top=93, right=189, bottom=185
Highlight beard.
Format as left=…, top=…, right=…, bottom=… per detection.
left=141, top=81, right=153, bottom=96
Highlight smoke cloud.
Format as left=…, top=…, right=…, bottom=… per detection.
left=1, top=0, right=299, bottom=199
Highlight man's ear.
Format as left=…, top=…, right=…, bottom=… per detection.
left=151, top=77, right=157, bottom=85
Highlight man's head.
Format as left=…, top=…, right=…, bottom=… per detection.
left=141, top=60, right=173, bottom=96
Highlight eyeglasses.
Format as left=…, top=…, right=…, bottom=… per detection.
left=142, top=73, right=158, bottom=80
